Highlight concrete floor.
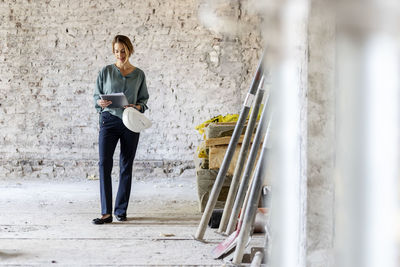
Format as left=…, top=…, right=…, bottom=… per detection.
left=0, top=170, right=263, bottom=266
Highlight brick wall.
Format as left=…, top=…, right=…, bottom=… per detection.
left=0, top=0, right=262, bottom=179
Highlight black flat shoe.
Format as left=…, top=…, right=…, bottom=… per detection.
left=115, top=214, right=127, bottom=221
left=92, top=216, right=113, bottom=224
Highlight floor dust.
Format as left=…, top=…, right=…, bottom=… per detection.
left=0, top=170, right=263, bottom=266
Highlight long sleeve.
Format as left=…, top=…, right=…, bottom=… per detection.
left=136, top=74, right=149, bottom=113
left=93, top=69, right=104, bottom=113
left=93, top=64, right=149, bottom=118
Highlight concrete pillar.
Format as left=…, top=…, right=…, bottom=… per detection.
left=265, top=0, right=309, bottom=266
left=306, top=1, right=336, bottom=266
left=335, top=1, right=400, bottom=267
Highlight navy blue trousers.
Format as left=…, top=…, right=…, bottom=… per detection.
left=98, top=111, right=140, bottom=216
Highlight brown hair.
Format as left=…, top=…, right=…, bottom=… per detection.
left=112, top=35, right=134, bottom=61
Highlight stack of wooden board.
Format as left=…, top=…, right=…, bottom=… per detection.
left=195, top=122, right=258, bottom=212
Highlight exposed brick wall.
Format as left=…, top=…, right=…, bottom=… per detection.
left=0, top=0, right=262, bottom=179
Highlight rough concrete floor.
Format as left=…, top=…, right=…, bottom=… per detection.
left=0, top=170, right=263, bottom=266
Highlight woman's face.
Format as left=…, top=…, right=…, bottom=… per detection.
left=114, top=42, right=128, bottom=64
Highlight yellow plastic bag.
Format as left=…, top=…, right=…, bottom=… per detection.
left=195, top=114, right=239, bottom=135
left=195, top=105, right=263, bottom=158
left=194, top=106, right=263, bottom=135
left=197, top=142, right=208, bottom=158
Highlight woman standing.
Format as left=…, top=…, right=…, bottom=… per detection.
left=92, top=35, right=149, bottom=224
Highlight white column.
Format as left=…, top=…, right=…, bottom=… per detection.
left=335, top=1, right=400, bottom=267
left=267, top=0, right=309, bottom=266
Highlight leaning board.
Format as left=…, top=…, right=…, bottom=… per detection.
left=209, top=144, right=262, bottom=176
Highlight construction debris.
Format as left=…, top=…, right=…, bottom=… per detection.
left=194, top=120, right=260, bottom=212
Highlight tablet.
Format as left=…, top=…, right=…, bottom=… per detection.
left=100, top=92, right=129, bottom=108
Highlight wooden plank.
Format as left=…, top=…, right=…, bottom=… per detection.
left=209, top=144, right=262, bottom=176
left=205, top=134, right=257, bottom=147
left=205, top=135, right=246, bottom=147
left=209, top=145, right=240, bottom=175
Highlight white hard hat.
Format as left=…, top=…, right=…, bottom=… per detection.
left=122, top=107, right=152, bottom=133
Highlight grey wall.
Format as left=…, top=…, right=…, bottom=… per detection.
left=0, top=0, right=262, bottom=179
left=306, top=0, right=335, bottom=266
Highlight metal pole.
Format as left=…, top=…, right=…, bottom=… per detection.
left=217, top=76, right=266, bottom=234
left=232, top=118, right=271, bottom=264
left=335, top=1, right=400, bottom=267
left=195, top=53, right=265, bottom=240
left=225, top=93, right=270, bottom=235
left=251, top=251, right=264, bottom=267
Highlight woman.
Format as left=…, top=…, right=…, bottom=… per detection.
left=92, top=35, right=149, bottom=224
